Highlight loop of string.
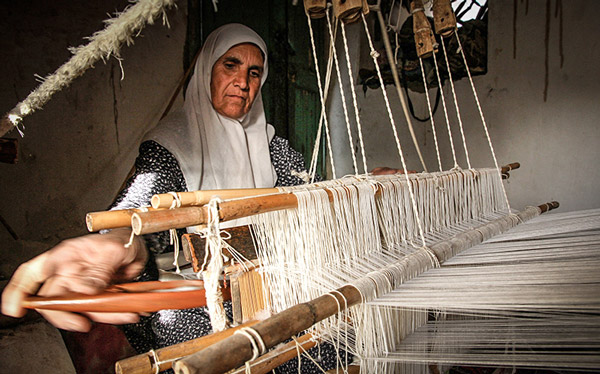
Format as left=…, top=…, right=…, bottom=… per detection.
left=201, top=197, right=228, bottom=332
left=234, top=326, right=267, bottom=373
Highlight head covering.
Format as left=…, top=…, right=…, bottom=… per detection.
left=144, top=23, right=276, bottom=192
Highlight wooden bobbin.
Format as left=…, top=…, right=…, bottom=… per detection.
left=432, top=0, right=456, bottom=37
left=332, top=0, right=369, bottom=24
left=411, top=0, right=436, bottom=58
left=304, top=0, right=327, bottom=19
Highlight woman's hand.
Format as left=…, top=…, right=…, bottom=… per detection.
left=1, top=228, right=148, bottom=332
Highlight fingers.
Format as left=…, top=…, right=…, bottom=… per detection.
left=1, top=253, right=51, bottom=317
left=38, top=309, right=93, bottom=332
left=85, top=312, right=140, bottom=325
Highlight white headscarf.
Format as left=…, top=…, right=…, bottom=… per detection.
left=144, top=23, right=277, bottom=192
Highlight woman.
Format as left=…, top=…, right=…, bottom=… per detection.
left=2, top=23, right=338, bottom=372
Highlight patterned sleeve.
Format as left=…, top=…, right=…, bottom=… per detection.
left=270, top=135, right=322, bottom=187
left=109, top=140, right=187, bottom=255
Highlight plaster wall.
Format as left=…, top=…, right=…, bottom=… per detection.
left=334, top=1, right=599, bottom=213
left=0, top=1, right=187, bottom=274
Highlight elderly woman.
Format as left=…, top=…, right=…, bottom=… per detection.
left=2, top=24, right=340, bottom=372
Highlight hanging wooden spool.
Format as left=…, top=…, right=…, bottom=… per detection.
left=411, top=0, right=436, bottom=58
left=432, top=0, right=456, bottom=37
left=303, top=0, right=327, bottom=19
left=332, top=0, right=369, bottom=24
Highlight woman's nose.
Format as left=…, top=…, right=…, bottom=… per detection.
left=233, top=71, right=249, bottom=90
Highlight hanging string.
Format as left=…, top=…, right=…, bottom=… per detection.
left=360, top=12, right=426, bottom=248
left=338, top=19, right=369, bottom=174
left=440, top=37, right=471, bottom=169
left=306, top=10, right=337, bottom=179
left=432, top=50, right=459, bottom=168
left=419, top=57, right=443, bottom=172
left=454, top=29, right=511, bottom=212
left=325, top=10, right=359, bottom=175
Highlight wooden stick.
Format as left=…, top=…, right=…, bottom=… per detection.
left=151, top=188, right=278, bottom=209
left=132, top=168, right=520, bottom=235
left=171, top=203, right=558, bottom=374
left=229, top=333, right=316, bottom=374
left=173, top=284, right=362, bottom=374
left=22, top=280, right=231, bottom=313
left=86, top=207, right=159, bottom=232
left=331, top=0, right=369, bottom=24
left=116, top=320, right=260, bottom=374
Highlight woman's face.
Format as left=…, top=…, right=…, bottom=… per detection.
left=210, top=43, right=264, bottom=119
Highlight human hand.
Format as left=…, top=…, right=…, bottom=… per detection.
left=370, top=166, right=417, bottom=175
left=1, top=228, right=148, bottom=332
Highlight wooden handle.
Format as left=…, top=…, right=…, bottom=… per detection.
left=116, top=320, right=260, bottom=374
left=411, top=0, right=436, bottom=58
left=332, top=0, right=369, bottom=24
left=152, top=188, right=279, bottom=209
left=432, top=0, right=456, bottom=37
left=303, top=0, right=327, bottom=19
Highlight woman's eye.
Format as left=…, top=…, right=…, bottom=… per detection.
left=250, top=71, right=261, bottom=78
left=224, top=63, right=235, bottom=69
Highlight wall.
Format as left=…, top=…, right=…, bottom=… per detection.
left=0, top=1, right=187, bottom=276
left=332, top=1, right=600, bottom=213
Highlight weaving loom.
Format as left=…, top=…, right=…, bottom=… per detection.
left=13, top=0, right=599, bottom=373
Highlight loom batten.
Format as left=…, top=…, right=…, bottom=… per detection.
left=151, top=188, right=278, bottom=209
left=173, top=284, right=363, bottom=374
left=172, top=203, right=559, bottom=374
left=115, top=320, right=261, bottom=374
left=86, top=207, right=160, bottom=232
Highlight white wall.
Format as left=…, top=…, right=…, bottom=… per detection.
left=332, top=0, right=599, bottom=213
left=0, top=0, right=187, bottom=273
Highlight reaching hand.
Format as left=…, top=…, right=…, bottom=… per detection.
left=1, top=228, right=148, bottom=332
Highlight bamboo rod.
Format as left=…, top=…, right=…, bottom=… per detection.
left=172, top=202, right=558, bottom=374
left=151, top=188, right=278, bottom=209
left=132, top=166, right=520, bottom=235
left=115, top=320, right=260, bottom=374
left=86, top=207, right=159, bottom=232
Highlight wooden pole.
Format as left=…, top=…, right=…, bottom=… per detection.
left=131, top=166, right=521, bottom=235
left=86, top=207, right=159, bottom=232
left=171, top=202, right=559, bottom=374
left=115, top=320, right=260, bottom=374
left=151, top=188, right=278, bottom=209
left=173, top=284, right=362, bottom=374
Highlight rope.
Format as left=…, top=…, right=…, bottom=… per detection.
left=1, top=0, right=176, bottom=137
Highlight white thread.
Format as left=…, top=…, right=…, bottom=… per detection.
left=235, top=326, right=267, bottom=372
left=440, top=38, right=471, bottom=169
left=305, top=10, right=337, bottom=179
left=339, top=20, right=369, bottom=174
left=454, top=29, right=511, bottom=213
left=432, top=50, right=459, bottom=168
left=419, top=57, right=443, bottom=171
left=326, top=11, right=358, bottom=175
